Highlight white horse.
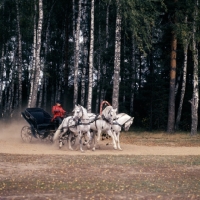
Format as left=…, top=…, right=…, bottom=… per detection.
left=88, top=106, right=117, bottom=151
left=53, top=116, right=77, bottom=150
left=53, top=105, right=91, bottom=152
left=111, top=113, right=134, bottom=150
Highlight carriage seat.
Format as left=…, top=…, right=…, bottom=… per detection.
left=30, top=111, right=52, bottom=130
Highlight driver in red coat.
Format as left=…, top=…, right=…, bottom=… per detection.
left=52, top=100, right=66, bottom=126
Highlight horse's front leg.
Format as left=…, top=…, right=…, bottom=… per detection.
left=107, top=130, right=117, bottom=150
left=96, top=129, right=102, bottom=144
left=116, top=131, right=122, bottom=150
left=90, top=131, right=97, bottom=151
left=79, top=131, right=84, bottom=153
left=85, top=131, right=91, bottom=149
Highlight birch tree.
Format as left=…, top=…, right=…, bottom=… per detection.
left=175, top=16, right=190, bottom=130
left=112, top=0, right=121, bottom=111
left=30, top=0, right=43, bottom=107
left=80, top=0, right=89, bottom=107
left=16, top=0, right=22, bottom=114
left=73, top=0, right=81, bottom=106
left=87, top=0, right=94, bottom=112
left=0, top=45, right=4, bottom=113
left=28, top=0, right=37, bottom=107
left=38, top=1, right=56, bottom=108
left=190, top=0, right=199, bottom=135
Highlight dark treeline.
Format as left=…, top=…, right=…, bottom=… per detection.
left=0, top=0, right=199, bottom=134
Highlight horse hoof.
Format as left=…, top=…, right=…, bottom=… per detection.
left=92, top=147, right=95, bottom=151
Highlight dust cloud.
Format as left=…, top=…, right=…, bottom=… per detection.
left=0, top=119, right=27, bottom=140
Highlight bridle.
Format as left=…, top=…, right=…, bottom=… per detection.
left=75, top=106, right=90, bottom=126
left=102, top=107, right=115, bottom=124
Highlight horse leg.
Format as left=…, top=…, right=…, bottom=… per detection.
left=79, top=131, right=84, bottom=153
left=107, top=130, right=117, bottom=150
left=58, top=128, right=69, bottom=149
left=96, top=129, right=101, bottom=143
left=116, top=131, right=122, bottom=150
left=68, top=132, right=74, bottom=151
left=91, top=131, right=97, bottom=151
left=85, top=131, right=91, bottom=149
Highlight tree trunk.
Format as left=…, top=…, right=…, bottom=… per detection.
left=73, top=0, right=81, bottom=107
left=95, top=1, right=101, bottom=113
left=191, top=0, right=199, bottom=135
left=30, top=0, right=43, bottom=107
left=80, top=0, right=88, bottom=107
left=175, top=16, right=189, bottom=130
left=167, top=0, right=177, bottom=133
left=87, top=0, right=94, bottom=112
left=167, top=31, right=177, bottom=133
left=0, top=45, right=4, bottom=114
left=28, top=0, right=37, bottom=108
left=38, top=2, right=55, bottom=108
left=16, top=0, right=22, bottom=114
left=112, top=0, right=121, bottom=111
left=100, top=1, right=110, bottom=103
left=63, top=1, right=70, bottom=110
left=130, top=37, right=136, bottom=116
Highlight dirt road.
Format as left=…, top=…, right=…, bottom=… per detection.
left=1, top=120, right=200, bottom=156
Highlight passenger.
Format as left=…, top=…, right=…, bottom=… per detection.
left=52, top=100, right=66, bottom=126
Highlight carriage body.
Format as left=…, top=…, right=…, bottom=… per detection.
left=21, top=108, right=56, bottom=143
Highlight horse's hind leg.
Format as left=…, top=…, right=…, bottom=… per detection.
left=68, top=133, right=74, bottom=151
left=59, top=128, right=68, bottom=149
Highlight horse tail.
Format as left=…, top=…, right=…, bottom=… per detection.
left=53, top=119, right=64, bottom=141
left=53, top=129, right=61, bottom=142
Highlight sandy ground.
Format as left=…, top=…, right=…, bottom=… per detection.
left=1, top=120, right=200, bottom=156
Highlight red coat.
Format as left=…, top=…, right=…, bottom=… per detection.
left=52, top=105, right=66, bottom=121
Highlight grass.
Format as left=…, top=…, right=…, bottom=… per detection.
left=1, top=154, right=200, bottom=199
left=120, top=129, right=200, bottom=146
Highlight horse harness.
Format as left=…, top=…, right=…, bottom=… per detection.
left=113, top=116, right=133, bottom=129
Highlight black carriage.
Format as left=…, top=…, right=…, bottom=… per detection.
left=21, top=108, right=57, bottom=143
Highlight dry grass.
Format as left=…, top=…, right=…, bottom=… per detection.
left=120, top=130, right=200, bottom=147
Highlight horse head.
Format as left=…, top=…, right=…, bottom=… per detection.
left=72, top=105, right=83, bottom=122
left=72, top=104, right=89, bottom=122
left=102, top=106, right=117, bottom=124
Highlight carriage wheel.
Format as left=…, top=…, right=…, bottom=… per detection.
left=21, top=126, right=32, bottom=143
left=42, top=130, right=54, bottom=143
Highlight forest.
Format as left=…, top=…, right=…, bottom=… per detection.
left=0, top=0, right=200, bottom=134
